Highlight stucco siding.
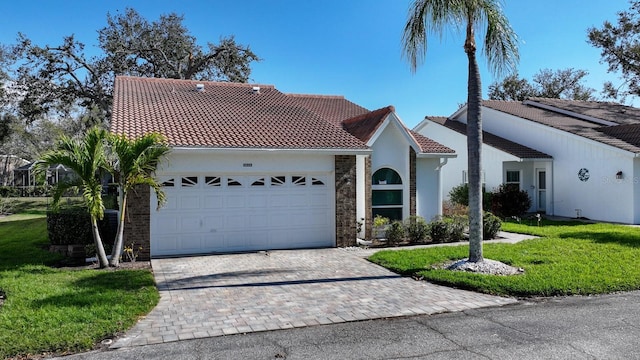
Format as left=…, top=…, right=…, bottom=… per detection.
left=469, top=108, right=636, bottom=223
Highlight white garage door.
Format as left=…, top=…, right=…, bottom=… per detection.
left=150, top=173, right=335, bottom=257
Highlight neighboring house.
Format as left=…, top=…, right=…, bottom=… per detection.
left=415, top=97, right=640, bottom=224
left=0, top=155, right=30, bottom=186
left=13, top=162, right=75, bottom=187
left=111, top=76, right=455, bottom=259
left=415, top=115, right=553, bottom=211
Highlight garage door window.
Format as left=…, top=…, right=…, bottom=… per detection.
left=162, top=178, right=175, bottom=187
left=205, top=176, right=221, bottom=187
left=182, top=176, right=198, bottom=187
left=227, top=178, right=242, bottom=186
left=251, top=178, right=265, bottom=186
left=372, top=168, right=403, bottom=221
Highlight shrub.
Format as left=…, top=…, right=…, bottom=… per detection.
left=404, top=216, right=429, bottom=244
left=448, top=183, right=492, bottom=209
left=46, top=208, right=117, bottom=247
left=386, top=221, right=405, bottom=246
left=483, top=212, right=502, bottom=240
left=429, top=218, right=449, bottom=243
left=429, top=216, right=466, bottom=243
left=491, top=183, right=532, bottom=218
left=447, top=215, right=466, bottom=242
left=0, top=186, right=19, bottom=197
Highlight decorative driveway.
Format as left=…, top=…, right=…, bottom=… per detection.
left=112, top=248, right=517, bottom=348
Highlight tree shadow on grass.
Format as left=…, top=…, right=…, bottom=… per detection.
left=556, top=230, right=640, bottom=247
left=31, top=270, right=156, bottom=308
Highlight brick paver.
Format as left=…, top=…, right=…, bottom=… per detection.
left=112, top=248, right=517, bottom=348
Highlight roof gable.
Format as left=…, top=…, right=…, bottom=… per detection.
left=342, top=106, right=455, bottom=155
left=111, top=76, right=369, bottom=150
left=428, top=117, right=551, bottom=159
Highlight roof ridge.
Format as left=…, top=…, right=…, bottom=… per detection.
left=115, top=75, right=276, bottom=89
left=286, top=93, right=345, bottom=99
left=342, top=105, right=395, bottom=125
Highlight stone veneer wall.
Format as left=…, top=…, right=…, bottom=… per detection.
left=124, top=184, right=151, bottom=261
left=410, top=147, right=417, bottom=217
left=335, top=155, right=357, bottom=247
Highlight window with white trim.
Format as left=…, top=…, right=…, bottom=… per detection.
left=505, top=170, right=521, bottom=189
left=372, top=168, right=403, bottom=221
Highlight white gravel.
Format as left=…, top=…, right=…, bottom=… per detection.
left=445, top=258, right=524, bottom=276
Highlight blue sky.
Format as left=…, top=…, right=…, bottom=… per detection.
left=2, top=0, right=630, bottom=128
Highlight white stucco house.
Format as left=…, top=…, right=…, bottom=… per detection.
left=415, top=97, right=640, bottom=224
left=111, top=76, right=455, bottom=258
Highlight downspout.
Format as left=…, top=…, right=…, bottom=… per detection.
left=435, top=158, right=449, bottom=216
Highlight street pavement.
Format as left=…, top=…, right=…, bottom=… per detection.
left=57, top=290, right=640, bottom=359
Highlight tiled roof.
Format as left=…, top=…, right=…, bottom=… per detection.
left=428, top=117, right=552, bottom=159
left=111, top=76, right=369, bottom=150
left=341, top=107, right=455, bottom=154
left=482, top=100, right=640, bottom=154
left=286, top=93, right=369, bottom=127
left=342, top=106, right=395, bottom=143
left=409, top=130, right=456, bottom=154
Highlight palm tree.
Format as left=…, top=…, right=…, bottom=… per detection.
left=37, top=127, right=110, bottom=268
left=108, top=132, right=170, bottom=267
left=403, top=0, right=519, bottom=262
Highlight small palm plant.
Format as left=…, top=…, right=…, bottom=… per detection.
left=37, top=127, right=111, bottom=268
left=107, top=132, right=170, bottom=267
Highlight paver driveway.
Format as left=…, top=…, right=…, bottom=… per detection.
left=113, top=248, right=517, bottom=348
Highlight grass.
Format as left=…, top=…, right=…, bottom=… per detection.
left=0, top=215, right=159, bottom=359
left=1, top=196, right=84, bottom=216
left=369, top=220, right=640, bottom=298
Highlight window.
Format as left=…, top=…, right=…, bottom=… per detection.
left=227, top=178, right=242, bottom=186
left=372, top=168, right=403, bottom=221
left=162, top=178, right=175, bottom=187
left=205, top=176, right=221, bottom=187
left=311, top=177, right=325, bottom=186
left=506, top=170, right=520, bottom=184
left=505, top=170, right=521, bottom=190
left=181, top=176, right=198, bottom=187
left=251, top=178, right=265, bottom=186
left=292, top=176, right=306, bottom=186
left=271, top=176, right=286, bottom=186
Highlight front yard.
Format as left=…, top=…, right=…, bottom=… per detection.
left=0, top=214, right=159, bottom=359
left=369, top=220, right=640, bottom=297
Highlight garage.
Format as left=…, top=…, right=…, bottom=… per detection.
left=150, top=172, right=335, bottom=257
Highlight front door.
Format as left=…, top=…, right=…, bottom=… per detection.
left=536, top=169, right=546, bottom=213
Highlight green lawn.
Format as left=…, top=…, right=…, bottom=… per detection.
left=1, top=196, right=83, bottom=216
left=369, top=220, right=640, bottom=297
left=0, top=216, right=159, bottom=359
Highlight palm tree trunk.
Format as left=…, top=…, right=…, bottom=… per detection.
left=91, top=216, right=109, bottom=268
left=109, top=190, right=127, bottom=267
left=466, top=30, right=484, bottom=263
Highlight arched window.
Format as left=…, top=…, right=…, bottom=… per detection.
left=372, top=168, right=403, bottom=221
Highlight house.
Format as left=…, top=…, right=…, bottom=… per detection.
left=111, top=76, right=455, bottom=259
left=0, top=155, right=30, bottom=186
left=12, top=162, right=76, bottom=187
left=415, top=98, right=640, bottom=224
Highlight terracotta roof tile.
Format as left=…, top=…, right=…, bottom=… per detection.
left=409, top=130, right=456, bottom=154
left=286, top=93, right=369, bottom=126
left=428, top=117, right=551, bottom=159
left=111, top=76, right=368, bottom=150
left=342, top=106, right=395, bottom=143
